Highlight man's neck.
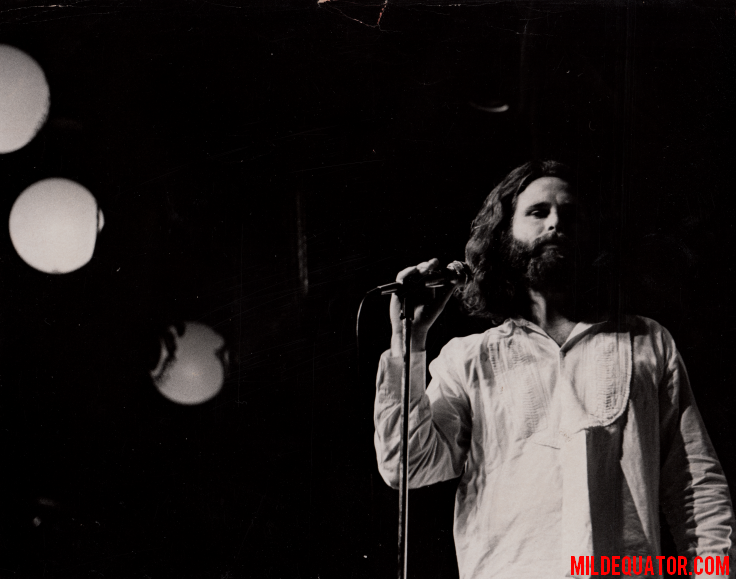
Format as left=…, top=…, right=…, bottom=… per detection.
left=526, top=288, right=578, bottom=346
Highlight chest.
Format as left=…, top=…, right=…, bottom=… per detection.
left=472, top=329, right=658, bottom=446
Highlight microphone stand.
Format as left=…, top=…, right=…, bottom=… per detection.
left=397, top=287, right=413, bottom=579
left=375, top=263, right=470, bottom=579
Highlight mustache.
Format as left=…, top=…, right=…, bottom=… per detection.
left=530, top=232, right=573, bottom=255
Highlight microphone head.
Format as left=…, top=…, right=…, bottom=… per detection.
left=447, top=260, right=473, bottom=287
left=423, top=260, right=472, bottom=289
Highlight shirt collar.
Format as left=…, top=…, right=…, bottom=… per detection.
left=507, top=316, right=610, bottom=349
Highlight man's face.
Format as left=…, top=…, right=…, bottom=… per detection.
left=504, top=176, right=585, bottom=290
left=511, top=177, right=578, bottom=247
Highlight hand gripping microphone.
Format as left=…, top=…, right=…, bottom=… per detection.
left=376, top=260, right=473, bottom=295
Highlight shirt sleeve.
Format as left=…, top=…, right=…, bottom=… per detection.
left=373, top=341, right=472, bottom=489
left=659, top=347, right=736, bottom=577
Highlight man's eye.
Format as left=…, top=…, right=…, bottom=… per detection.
left=529, top=210, right=546, bottom=218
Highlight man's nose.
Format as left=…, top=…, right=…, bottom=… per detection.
left=545, top=209, right=559, bottom=231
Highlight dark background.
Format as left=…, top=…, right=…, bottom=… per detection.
left=0, top=1, right=734, bottom=577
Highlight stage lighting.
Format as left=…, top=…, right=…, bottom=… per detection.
left=0, top=45, right=50, bottom=153
left=9, top=178, right=104, bottom=274
left=469, top=100, right=509, bottom=113
left=151, top=322, right=229, bottom=405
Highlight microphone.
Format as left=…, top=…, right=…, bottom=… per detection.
left=376, top=260, right=472, bottom=295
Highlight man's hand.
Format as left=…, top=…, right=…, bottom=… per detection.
left=390, top=258, right=456, bottom=356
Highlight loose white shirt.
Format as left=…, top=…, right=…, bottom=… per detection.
left=374, top=316, right=735, bottom=578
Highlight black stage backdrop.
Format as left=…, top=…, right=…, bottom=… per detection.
left=0, top=1, right=734, bottom=578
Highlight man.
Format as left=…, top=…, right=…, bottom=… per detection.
left=374, top=161, right=735, bottom=578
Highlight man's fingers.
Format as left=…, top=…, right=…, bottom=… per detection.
left=416, top=258, right=440, bottom=274
left=391, top=259, right=453, bottom=333
left=398, top=258, right=440, bottom=281
left=396, top=265, right=418, bottom=282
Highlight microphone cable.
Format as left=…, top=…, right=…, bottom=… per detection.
left=355, top=286, right=382, bottom=374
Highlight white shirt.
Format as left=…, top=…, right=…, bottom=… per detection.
left=374, top=316, right=735, bottom=578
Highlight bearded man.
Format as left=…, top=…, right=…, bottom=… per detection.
left=373, top=161, right=735, bottom=578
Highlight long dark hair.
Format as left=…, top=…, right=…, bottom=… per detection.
left=460, top=160, right=577, bottom=324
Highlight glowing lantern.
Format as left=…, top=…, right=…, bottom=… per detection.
left=151, top=322, right=229, bottom=405
left=0, top=45, right=50, bottom=153
left=9, top=178, right=104, bottom=274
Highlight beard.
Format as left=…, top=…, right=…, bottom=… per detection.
left=501, top=230, right=577, bottom=292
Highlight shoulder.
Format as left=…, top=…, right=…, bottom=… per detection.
left=438, top=332, right=488, bottom=364
left=624, top=315, right=676, bottom=349
left=624, top=314, right=668, bottom=335
left=430, top=320, right=514, bottom=379
left=439, top=319, right=514, bottom=358
left=623, top=315, right=680, bottom=375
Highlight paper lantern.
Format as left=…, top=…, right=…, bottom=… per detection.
left=9, top=178, right=104, bottom=274
left=0, top=45, right=50, bottom=153
left=151, top=322, right=228, bottom=405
